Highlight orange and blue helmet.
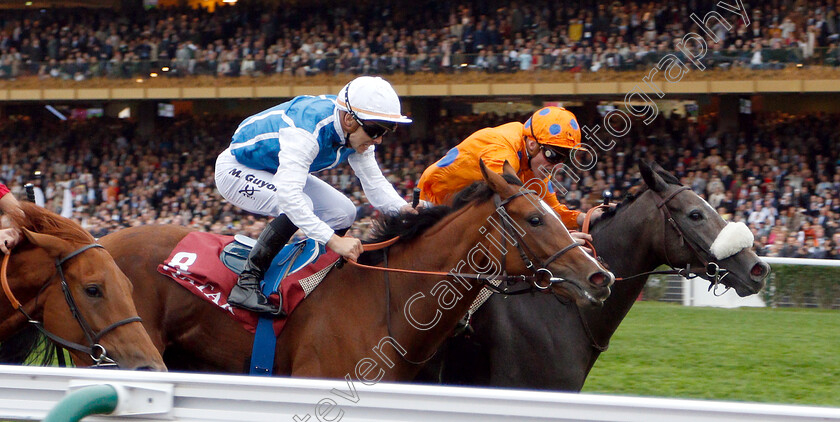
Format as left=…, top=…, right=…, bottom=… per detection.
left=523, top=107, right=581, bottom=149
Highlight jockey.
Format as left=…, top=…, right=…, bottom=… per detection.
left=215, top=76, right=414, bottom=314
left=0, top=183, right=23, bottom=254
left=418, top=106, right=603, bottom=231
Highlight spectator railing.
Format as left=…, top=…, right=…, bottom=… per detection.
left=2, top=47, right=838, bottom=82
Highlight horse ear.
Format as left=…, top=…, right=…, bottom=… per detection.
left=502, top=160, right=517, bottom=178
left=479, top=160, right=510, bottom=196
left=21, top=228, right=75, bottom=259
left=640, top=160, right=668, bottom=193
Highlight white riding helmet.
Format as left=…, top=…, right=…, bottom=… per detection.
left=335, top=76, right=412, bottom=124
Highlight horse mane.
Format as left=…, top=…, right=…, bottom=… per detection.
left=359, top=173, right=522, bottom=265
left=9, top=202, right=95, bottom=245
left=0, top=325, right=59, bottom=366
left=591, top=165, right=683, bottom=228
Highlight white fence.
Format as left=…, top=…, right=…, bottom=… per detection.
left=1, top=365, right=839, bottom=422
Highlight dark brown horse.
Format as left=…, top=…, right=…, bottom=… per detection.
left=0, top=202, right=165, bottom=370
left=98, top=162, right=613, bottom=379
left=417, top=160, right=770, bottom=390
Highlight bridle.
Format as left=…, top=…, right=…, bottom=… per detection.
left=344, top=189, right=585, bottom=365
left=582, top=186, right=733, bottom=294
left=1, top=243, right=143, bottom=367
left=653, top=185, right=732, bottom=295
left=575, top=185, right=737, bottom=352
left=343, top=189, right=583, bottom=293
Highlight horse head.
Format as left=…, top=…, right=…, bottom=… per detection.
left=639, top=160, right=769, bottom=296
left=6, top=203, right=166, bottom=370
left=479, top=160, right=613, bottom=306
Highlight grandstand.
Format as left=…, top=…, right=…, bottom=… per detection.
left=1, top=0, right=838, bottom=265
left=1, top=0, right=840, bottom=418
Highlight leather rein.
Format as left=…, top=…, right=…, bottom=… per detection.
left=343, top=190, right=581, bottom=293
left=575, top=185, right=735, bottom=352
left=343, top=189, right=583, bottom=365
left=1, top=243, right=143, bottom=367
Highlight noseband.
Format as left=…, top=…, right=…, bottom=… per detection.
left=653, top=186, right=732, bottom=295
left=1, top=243, right=143, bottom=367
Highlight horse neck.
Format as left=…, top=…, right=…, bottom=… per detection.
left=384, top=201, right=501, bottom=368
left=587, top=192, right=665, bottom=343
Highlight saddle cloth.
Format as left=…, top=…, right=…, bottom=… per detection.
left=156, top=231, right=339, bottom=336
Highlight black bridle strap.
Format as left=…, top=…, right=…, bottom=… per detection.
left=57, top=243, right=103, bottom=266
left=651, top=186, right=731, bottom=292
left=379, top=189, right=573, bottom=366
left=655, top=185, right=692, bottom=209
left=4, top=242, right=144, bottom=366
left=17, top=315, right=141, bottom=359
left=347, top=188, right=575, bottom=289
left=542, top=242, right=583, bottom=268
left=655, top=186, right=716, bottom=269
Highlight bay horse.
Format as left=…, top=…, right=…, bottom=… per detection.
left=0, top=202, right=165, bottom=370
left=417, top=160, right=770, bottom=390
left=98, top=162, right=613, bottom=379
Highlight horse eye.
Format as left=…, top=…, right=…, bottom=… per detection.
left=84, top=285, right=103, bottom=298
left=528, top=216, right=543, bottom=227
left=688, top=211, right=704, bottom=221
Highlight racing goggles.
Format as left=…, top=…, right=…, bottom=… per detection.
left=540, top=144, right=568, bottom=164
left=355, top=118, right=397, bottom=140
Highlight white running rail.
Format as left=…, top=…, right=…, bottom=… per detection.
left=1, top=365, right=839, bottom=421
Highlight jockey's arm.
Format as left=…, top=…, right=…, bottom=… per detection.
left=0, top=183, right=22, bottom=254
left=271, top=132, right=335, bottom=245
left=0, top=183, right=22, bottom=215
left=347, top=146, right=408, bottom=214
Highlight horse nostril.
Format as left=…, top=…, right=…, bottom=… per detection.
left=589, top=272, right=608, bottom=287
left=751, top=262, right=769, bottom=279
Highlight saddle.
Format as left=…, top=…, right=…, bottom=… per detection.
left=157, top=231, right=340, bottom=376
left=220, top=235, right=324, bottom=298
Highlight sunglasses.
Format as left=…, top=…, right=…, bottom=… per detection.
left=354, top=117, right=396, bottom=140
left=344, top=79, right=396, bottom=140
left=540, top=144, right=567, bottom=164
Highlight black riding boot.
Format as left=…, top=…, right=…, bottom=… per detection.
left=228, top=215, right=298, bottom=315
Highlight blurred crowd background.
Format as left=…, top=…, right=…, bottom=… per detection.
left=2, top=0, right=840, bottom=80
left=1, top=0, right=839, bottom=260
left=1, top=109, right=839, bottom=260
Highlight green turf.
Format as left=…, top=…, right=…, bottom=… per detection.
left=583, top=302, right=840, bottom=406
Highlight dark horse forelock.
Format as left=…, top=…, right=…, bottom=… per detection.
left=9, top=202, right=95, bottom=245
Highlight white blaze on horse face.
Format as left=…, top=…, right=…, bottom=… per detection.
left=710, top=222, right=754, bottom=260
left=536, top=198, right=603, bottom=269
left=538, top=199, right=562, bottom=222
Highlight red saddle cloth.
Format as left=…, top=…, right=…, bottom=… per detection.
left=156, top=231, right=339, bottom=336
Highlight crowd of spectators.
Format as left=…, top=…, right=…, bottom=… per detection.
left=2, top=0, right=840, bottom=81
left=1, top=107, right=839, bottom=260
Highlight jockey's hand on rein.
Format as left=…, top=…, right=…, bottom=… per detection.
left=568, top=231, right=593, bottom=255
left=327, top=234, right=363, bottom=261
